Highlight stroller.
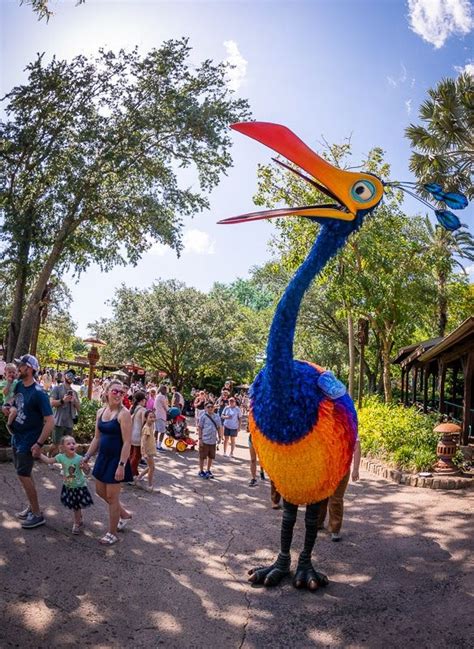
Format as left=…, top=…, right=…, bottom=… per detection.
left=164, top=408, right=197, bottom=452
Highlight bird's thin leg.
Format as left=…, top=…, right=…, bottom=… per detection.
left=293, top=501, right=329, bottom=591
left=248, top=500, right=297, bottom=586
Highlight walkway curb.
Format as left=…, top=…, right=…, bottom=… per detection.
left=361, top=456, right=473, bottom=490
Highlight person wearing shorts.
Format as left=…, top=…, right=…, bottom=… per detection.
left=221, top=397, right=241, bottom=458
left=154, top=385, right=169, bottom=451
left=3, top=355, right=54, bottom=529
left=197, top=403, right=222, bottom=479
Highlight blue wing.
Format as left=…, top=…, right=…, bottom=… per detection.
left=424, top=184, right=468, bottom=210
left=435, top=210, right=461, bottom=231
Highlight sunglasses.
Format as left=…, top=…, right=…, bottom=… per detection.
left=110, top=389, right=125, bottom=396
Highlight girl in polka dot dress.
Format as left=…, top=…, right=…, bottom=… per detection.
left=40, top=435, right=94, bottom=534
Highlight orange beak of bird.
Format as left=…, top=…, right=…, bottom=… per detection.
left=218, top=122, right=384, bottom=225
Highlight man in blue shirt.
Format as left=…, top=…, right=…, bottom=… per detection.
left=2, top=355, right=54, bottom=529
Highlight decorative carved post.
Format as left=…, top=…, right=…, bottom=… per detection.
left=83, top=337, right=106, bottom=400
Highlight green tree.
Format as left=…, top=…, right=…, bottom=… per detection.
left=36, top=313, right=86, bottom=366
left=212, top=277, right=274, bottom=311
left=405, top=73, right=474, bottom=199
left=0, top=41, right=250, bottom=359
left=91, top=280, right=265, bottom=389
left=421, top=217, right=474, bottom=336
left=20, top=0, right=85, bottom=22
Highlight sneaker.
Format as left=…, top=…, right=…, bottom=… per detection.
left=139, top=459, right=147, bottom=467
left=198, top=471, right=208, bottom=479
left=145, top=485, right=154, bottom=492
left=21, top=512, right=45, bottom=529
left=15, top=506, right=31, bottom=520
left=331, top=532, right=342, bottom=542
left=206, top=471, right=215, bottom=479
left=248, top=478, right=258, bottom=487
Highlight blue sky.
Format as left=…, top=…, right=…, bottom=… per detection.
left=1, top=0, right=473, bottom=336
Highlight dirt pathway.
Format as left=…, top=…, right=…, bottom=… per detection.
left=1, top=431, right=472, bottom=648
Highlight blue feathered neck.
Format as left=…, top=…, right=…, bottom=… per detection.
left=266, top=216, right=365, bottom=392
left=250, top=213, right=367, bottom=444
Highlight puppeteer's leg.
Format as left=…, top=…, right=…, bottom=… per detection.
left=248, top=500, right=297, bottom=587
left=293, top=501, right=329, bottom=590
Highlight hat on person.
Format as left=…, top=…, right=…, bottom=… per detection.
left=14, top=354, right=40, bottom=372
left=64, top=368, right=76, bottom=379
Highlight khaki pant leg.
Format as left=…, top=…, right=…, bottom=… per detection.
left=327, top=471, right=350, bottom=533
left=317, top=498, right=329, bottom=528
left=270, top=481, right=281, bottom=505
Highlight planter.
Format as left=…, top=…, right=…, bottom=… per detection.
left=361, top=456, right=473, bottom=490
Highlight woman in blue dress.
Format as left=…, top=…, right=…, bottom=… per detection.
left=82, top=380, right=133, bottom=545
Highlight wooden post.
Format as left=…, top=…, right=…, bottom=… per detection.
left=461, top=352, right=473, bottom=446
left=452, top=368, right=458, bottom=405
left=87, top=346, right=100, bottom=400
left=357, top=318, right=369, bottom=409
left=404, top=366, right=410, bottom=406
left=423, top=367, right=429, bottom=413
left=412, top=366, right=418, bottom=405
left=439, top=360, right=446, bottom=414
left=401, top=368, right=405, bottom=404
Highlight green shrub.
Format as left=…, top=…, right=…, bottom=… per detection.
left=358, top=396, right=439, bottom=472
left=75, top=398, right=100, bottom=443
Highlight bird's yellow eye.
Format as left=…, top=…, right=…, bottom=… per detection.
left=351, top=180, right=376, bottom=202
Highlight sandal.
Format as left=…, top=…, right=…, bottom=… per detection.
left=99, top=532, right=118, bottom=545
left=117, top=517, right=132, bottom=532
left=72, top=522, right=83, bottom=535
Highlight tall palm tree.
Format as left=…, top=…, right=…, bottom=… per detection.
left=406, top=73, right=474, bottom=200
left=423, top=217, right=474, bottom=336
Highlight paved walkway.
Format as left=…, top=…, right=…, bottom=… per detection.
left=1, top=429, right=472, bottom=648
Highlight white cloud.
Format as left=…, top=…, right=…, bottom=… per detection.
left=223, top=40, right=248, bottom=91
left=466, top=263, right=474, bottom=277
left=454, top=60, right=474, bottom=75
left=405, top=99, right=412, bottom=114
left=183, top=229, right=215, bottom=255
left=386, top=62, right=408, bottom=87
left=407, top=0, right=474, bottom=49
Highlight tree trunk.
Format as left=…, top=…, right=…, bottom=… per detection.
left=347, top=314, right=355, bottom=398
left=29, top=305, right=42, bottom=357
left=13, top=221, right=73, bottom=358
left=6, top=229, right=32, bottom=361
left=437, top=273, right=448, bottom=337
left=380, top=338, right=393, bottom=402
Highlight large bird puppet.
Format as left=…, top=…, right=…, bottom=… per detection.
left=219, top=122, right=467, bottom=591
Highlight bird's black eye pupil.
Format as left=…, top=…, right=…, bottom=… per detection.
left=355, top=185, right=364, bottom=195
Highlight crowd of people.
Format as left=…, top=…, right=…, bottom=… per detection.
left=1, top=355, right=360, bottom=546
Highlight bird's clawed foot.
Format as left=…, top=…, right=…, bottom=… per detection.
left=248, top=553, right=290, bottom=587
left=293, top=555, right=328, bottom=591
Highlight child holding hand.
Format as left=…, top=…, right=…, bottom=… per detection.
left=40, top=435, right=94, bottom=534
left=135, top=410, right=157, bottom=492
